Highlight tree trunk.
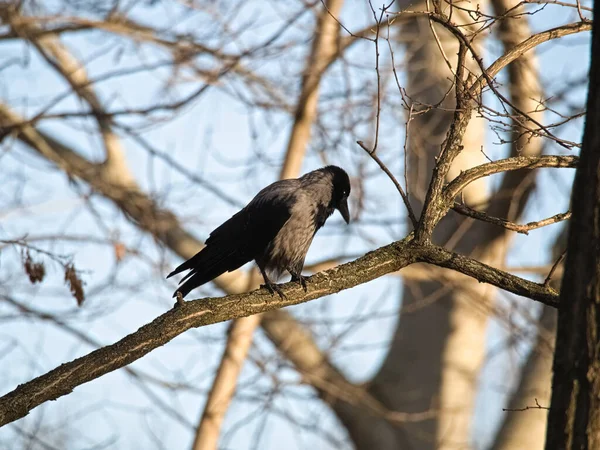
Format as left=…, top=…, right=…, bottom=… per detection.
left=492, top=306, right=555, bottom=450
left=191, top=2, right=345, bottom=447
left=363, top=9, right=492, bottom=449
left=545, top=3, right=600, bottom=448
left=488, top=0, right=551, bottom=446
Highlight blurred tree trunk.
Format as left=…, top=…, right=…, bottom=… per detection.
left=489, top=0, right=553, bottom=447
left=545, top=4, right=600, bottom=446
left=332, top=1, right=547, bottom=448
left=491, top=306, right=555, bottom=450
left=192, top=2, right=344, bottom=447
left=369, top=12, right=491, bottom=448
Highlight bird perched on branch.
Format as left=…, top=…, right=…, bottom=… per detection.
left=167, top=165, right=351, bottom=299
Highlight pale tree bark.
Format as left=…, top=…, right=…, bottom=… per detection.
left=366, top=8, right=491, bottom=449
left=191, top=302, right=262, bottom=450
left=3, top=13, right=134, bottom=185
left=279, top=0, right=344, bottom=179
left=336, top=2, right=546, bottom=448
left=192, top=2, right=344, bottom=448
left=488, top=0, right=551, bottom=447
left=491, top=306, right=555, bottom=450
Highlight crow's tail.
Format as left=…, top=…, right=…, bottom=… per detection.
left=166, top=248, right=206, bottom=279
left=172, top=264, right=226, bottom=298
left=169, top=244, right=249, bottom=298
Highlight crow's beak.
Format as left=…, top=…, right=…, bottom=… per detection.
left=338, top=197, right=350, bottom=224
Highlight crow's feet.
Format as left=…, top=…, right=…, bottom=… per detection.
left=261, top=281, right=286, bottom=299
left=291, top=274, right=308, bottom=292
left=173, top=291, right=185, bottom=308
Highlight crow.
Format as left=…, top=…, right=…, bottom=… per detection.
left=167, top=165, right=351, bottom=299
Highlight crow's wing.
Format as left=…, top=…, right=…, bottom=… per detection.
left=167, top=181, right=295, bottom=298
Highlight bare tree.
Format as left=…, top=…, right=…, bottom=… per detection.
left=0, top=0, right=593, bottom=449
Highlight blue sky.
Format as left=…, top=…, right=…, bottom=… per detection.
left=0, top=1, right=591, bottom=449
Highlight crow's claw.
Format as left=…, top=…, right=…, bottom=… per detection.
left=173, top=291, right=185, bottom=308
left=291, top=274, right=308, bottom=292
left=262, top=282, right=286, bottom=299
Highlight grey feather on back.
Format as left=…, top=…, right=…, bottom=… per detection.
left=168, top=165, right=350, bottom=298
left=257, top=169, right=337, bottom=279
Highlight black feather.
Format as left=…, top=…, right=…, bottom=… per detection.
left=169, top=191, right=292, bottom=298
left=167, top=166, right=351, bottom=299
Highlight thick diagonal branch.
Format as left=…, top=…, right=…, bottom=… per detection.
left=0, top=237, right=560, bottom=428
left=0, top=98, right=377, bottom=441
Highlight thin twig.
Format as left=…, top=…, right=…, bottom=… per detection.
left=426, top=0, right=456, bottom=76
left=366, top=0, right=396, bottom=153
left=503, top=398, right=550, bottom=412
left=544, top=248, right=567, bottom=287
left=451, top=205, right=571, bottom=235
left=357, top=140, right=419, bottom=228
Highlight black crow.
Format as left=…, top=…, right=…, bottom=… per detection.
left=167, top=165, right=351, bottom=299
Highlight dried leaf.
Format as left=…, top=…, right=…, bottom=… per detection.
left=23, top=251, right=45, bottom=284
left=64, top=264, right=85, bottom=306
left=114, top=242, right=126, bottom=262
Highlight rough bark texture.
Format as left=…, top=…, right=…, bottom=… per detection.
left=0, top=235, right=562, bottom=428
left=0, top=237, right=413, bottom=428
left=545, top=4, right=600, bottom=448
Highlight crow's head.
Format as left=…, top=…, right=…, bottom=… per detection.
left=325, top=166, right=351, bottom=224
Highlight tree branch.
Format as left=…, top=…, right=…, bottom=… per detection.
left=413, top=18, right=589, bottom=240
left=0, top=100, right=394, bottom=441
left=451, top=205, right=571, bottom=235
left=444, top=155, right=579, bottom=201
left=412, top=244, right=558, bottom=306
left=0, top=235, right=560, bottom=428
left=0, top=236, right=412, bottom=428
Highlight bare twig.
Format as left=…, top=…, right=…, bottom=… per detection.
left=451, top=205, right=571, bottom=235
left=444, top=155, right=578, bottom=202
left=357, top=140, right=419, bottom=228
left=503, top=398, right=549, bottom=412
left=544, top=249, right=567, bottom=287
